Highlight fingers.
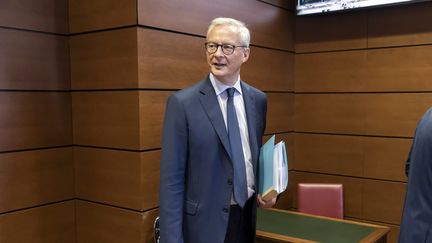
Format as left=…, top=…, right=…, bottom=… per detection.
left=257, top=195, right=277, bottom=208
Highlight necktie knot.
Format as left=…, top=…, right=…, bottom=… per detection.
left=226, top=87, right=235, bottom=98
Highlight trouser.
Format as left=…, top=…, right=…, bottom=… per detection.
left=224, top=196, right=254, bottom=243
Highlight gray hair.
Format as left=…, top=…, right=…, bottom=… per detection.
left=207, top=17, right=250, bottom=47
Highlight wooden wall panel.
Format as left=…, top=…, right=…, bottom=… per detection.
left=139, top=151, right=160, bottom=210
left=368, top=1, right=432, bottom=48
left=70, top=0, right=295, bottom=49
left=265, top=93, right=294, bottom=134
left=294, top=134, right=410, bottom=181
left=243, top=48, right=294, bottom=92
left=366, top=46, right=432, bottom=91
left=295, top=94, right=365, bottom=134
left=0, top=201, right=75, bottom=243
left=139, top=91, right=171, bottom=149
left=273, top=187, right=294, bottom=211
left=0, top=92, right=72, bottom=151
left=72, top=91, right=140, bottom=149
left=296, top=12, right=367, bottom=52
left=0, top=29, right=70, bottom=90
left=73, top=91, right=170, bottom=150
left=295, top=93, right=432, bottom=137
left=363, top=94, right=432, bottom=137
left=0, top=1, right=73, bottom=242
left=71, top=27, right=293, bottom=91
left=297, top=46, right=432, bottom=92
left=141, top=28, right=294, bottom=91
left=0, top=148, right=73, bottom=213
left=69, top=0, right=136, bottom=33
left=294, top=134, right=363, bottom=177
left=0, top=0, right=68, bottom=33
left=76, top=200, right=159, bottom=243
left=75, top=148, right=159, bottom=211
left=295, top=50, right=368, bottom=92
left=274, top=179, right=295, bottom=211
left=137, top=28, right=208, bottom=89
left=137, top=0, right=294, bottom=50
left=363, top=137, right=410, bottom=182
left=362, top=180, right=406, bottom=224
left=70, top=28, right=138, bottom=90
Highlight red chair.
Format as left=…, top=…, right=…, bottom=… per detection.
left=297, top=183, right=344, bottom=219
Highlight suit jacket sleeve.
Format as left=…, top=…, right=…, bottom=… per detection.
left=159, top=94, right=188, bottom=243
left=405, top=142, right=413, bottom=177
left=406, top=120, right=422, bottom=177
left=399, top=107, right=432, bottom=242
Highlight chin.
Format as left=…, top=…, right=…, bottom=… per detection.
left=211, top=69, right=227, bottom=78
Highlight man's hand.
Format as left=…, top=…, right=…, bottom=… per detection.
left=257, top=194, right=276, bottom=208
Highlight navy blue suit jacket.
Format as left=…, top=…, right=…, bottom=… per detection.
left=159, top=77, right=267, bottom=243
left=399, top=107, right=432, bottom=243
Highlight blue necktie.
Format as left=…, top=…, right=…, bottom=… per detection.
left=226, top=87, right=248, bottom=207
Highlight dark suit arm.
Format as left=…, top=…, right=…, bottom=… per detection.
left=262, top=92, right=267, bottom=134
left=406, top=121, right=421, bottom=177
left=159, top=94, right=188, bottom=243
left=405, top=142, right=413, bottom=177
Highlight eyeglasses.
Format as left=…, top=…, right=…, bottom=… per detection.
left=204, top=42, right=248, bottom=55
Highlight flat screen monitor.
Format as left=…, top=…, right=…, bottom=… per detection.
left=297, top=0, right=427, bottom=15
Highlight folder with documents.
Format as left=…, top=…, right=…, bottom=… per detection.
left=258, top=135, right=288, bottom=201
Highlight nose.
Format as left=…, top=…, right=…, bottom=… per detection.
left=214, top=45, right=224, bottom=56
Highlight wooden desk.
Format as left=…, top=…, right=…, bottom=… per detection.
left=256, top=208, right=389, bottom=243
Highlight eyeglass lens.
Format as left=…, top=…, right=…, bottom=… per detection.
left=205, top=43, right=236, bottom=55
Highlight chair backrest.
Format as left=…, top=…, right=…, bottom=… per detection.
left=297, top=183, right=344, bottom=219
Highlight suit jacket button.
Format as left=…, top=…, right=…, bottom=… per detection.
left=223, top=207, right=229, bottom=213
left=227, top=179, right=233, bottom=186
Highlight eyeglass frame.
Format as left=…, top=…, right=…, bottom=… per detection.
left=204, top=42, right=248, bottom=55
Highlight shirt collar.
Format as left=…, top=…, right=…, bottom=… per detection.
left=209, top=73, right=243, bottom=96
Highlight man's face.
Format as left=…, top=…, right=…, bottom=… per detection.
left=206, top=25, right=249, bottom=85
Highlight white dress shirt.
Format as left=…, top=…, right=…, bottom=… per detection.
left=209, top=73, right=255, bottom=203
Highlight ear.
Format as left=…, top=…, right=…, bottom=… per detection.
left=242, top=48, right=250, bottom=63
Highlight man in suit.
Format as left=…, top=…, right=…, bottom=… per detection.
left=159, top=17, right=276, bottom=243
left=399, top=107, right=432, bottom=243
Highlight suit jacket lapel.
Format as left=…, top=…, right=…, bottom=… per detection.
left=242, top=82, right=259, bottom=170
left=199, top=78, right=232, bottom=158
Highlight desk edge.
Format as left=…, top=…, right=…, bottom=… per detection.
left=256, top=230, right=319, bottom=243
